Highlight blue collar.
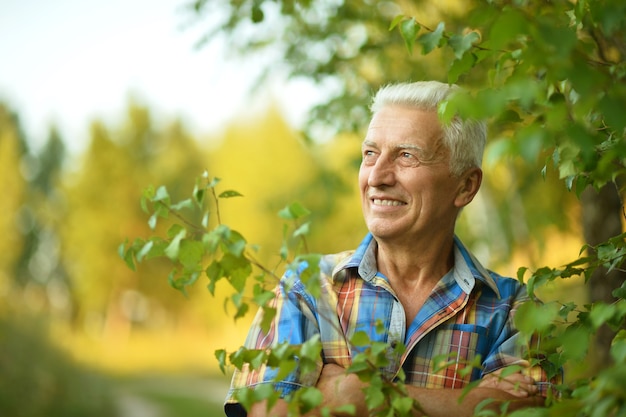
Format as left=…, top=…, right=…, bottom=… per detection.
left=334, top=233, right=501, bottom=298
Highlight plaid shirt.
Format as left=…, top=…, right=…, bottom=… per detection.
left=225, top=234, right=554, bottom=416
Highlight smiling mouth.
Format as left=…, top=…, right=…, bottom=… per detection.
left=372, top=199, right=405, bottom=206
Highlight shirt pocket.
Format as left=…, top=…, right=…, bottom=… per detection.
left=412, top=324, right=489, bottom=388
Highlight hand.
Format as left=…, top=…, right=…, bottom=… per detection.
left=478, top=362, right=540, bottom=398
left=316, top=363, right=368, bottom=416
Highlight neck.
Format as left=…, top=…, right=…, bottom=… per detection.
left=375, top=234, right=455, bottom=287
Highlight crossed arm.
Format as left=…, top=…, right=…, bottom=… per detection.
left=248, top=362, right=545, bottom=417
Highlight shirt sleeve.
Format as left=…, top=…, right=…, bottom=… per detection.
left=481, top=281, right=563, bottom=397
left=224, top=274, right=323, bottom=416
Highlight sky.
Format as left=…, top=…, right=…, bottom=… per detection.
left=0, top=0, right=324, bottom=154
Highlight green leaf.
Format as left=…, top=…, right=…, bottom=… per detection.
left=392, top=396, right=414, bottom=415
left=389, top=14, right=405, bottom=31
left=293, top=221, right=311, bottom=238
left=193, top=184, right=205, bottom=206
left=448, top=51, right=476, bottom=84
left=351, top=331, right=370, bottom=347
left=136, top=240, right=153, bottom=262
left=556, top=144, right=580, bottom=179
left=207, top=177, right=221, bottom=188
left=516, top=124, right=546, bottom=163
left=589, top=303, right=616, bottom=330
left=448, top=31, right=480, bottom=59
left=300, top=334, right=322, bottom=361
left=253, top=283, right=275, bottom=306
left=170, top=198, right=194, bottom=211
left=610, top=330, right=626, bottom=363
left=517, top=266, right=528, bottom=283
left=167, top=223, right=185, bottom=239
left=560, top=325, right=590, bottom=361
left=232, top=293, right=249, bottom=320
left=498, top=365, right=524, bottom=378
left=399, top=18, right=420, bottom=54
left=297, top=387, right=323, bottom=414
left=205, top=260, right=224, bottom=295
left=364, top=381, right=386, bottom=410
left=140, top=189, right=151, bottom=213
left=347, top=358, right=371, bottom=374
left=514, top=301, right=559, bottom=337
left=332, top=405, right=356, bottom=416
left=153, top=185, right=170, bottom=202
left=218, top=190, right=244, bottom=198
left=278, top=202, right=311, bottom=220
left=220, top=253, right=252, bottom=293
left=148, top=213, right=158, bottom=230
left=119, top=241, right=136, bottom=271
left=225, top=235, right=247, bottom=258
left=178, top=239, right=205, bottom=270
left=201, top=211, right=209, bottom=228
left=215, top=349, right=227, bottom=374
left=164, top=228, right=187, bottom=260
left=251, top=4, right=264, bottom=23
left=488, top=8, right=527, bottom=50
left=259, top=305, right=277, bottom=333
left=232, top=346, right=256, bottom=369
left=418, top=22, right=445, bottom=55
left=267, top=342, right=292, bottom=365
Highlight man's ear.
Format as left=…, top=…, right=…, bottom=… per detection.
left=454, top=167, right=482, bottom=208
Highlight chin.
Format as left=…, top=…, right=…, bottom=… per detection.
left=367, top=224, right=399, bottom=240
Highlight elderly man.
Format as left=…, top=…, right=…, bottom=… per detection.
left=224, top=81, right=554, bottom=416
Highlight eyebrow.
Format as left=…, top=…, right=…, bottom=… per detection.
left=362, top=140, right=425, bottom=152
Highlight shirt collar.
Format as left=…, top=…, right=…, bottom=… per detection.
left=334, top=233, right=501, bottom=298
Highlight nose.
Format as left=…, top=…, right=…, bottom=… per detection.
left=366, top=155, right=395, bottom=187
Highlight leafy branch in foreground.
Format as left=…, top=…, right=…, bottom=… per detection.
left=121, top=172, right=524, bottom=416
left=510, top=232, right=626, bottom=414
left=119, top=172, right=297, bottom=313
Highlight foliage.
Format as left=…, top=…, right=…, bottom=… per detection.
left=183, top=0, right=620, bottom=263
left=122, top=0, right=626, bottom=415
left=120, top=173, right=317, bottom=323
left=61, top=104, right=211, bottom=325
left=0, top=104, right=26, bottom=281
left=0, top=314, right=116, bottom=417
left=122, top=174, right=431, bottom=415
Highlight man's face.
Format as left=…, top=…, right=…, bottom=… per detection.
left=359, top=105, right=467, bottom=245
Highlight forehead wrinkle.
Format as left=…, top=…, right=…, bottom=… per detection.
left=395, top=143, right=424, bottom=151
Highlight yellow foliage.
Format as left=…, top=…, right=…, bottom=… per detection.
left=311, top=133, right=368, bottom=253
left=208, top=104, right=319, bottom=262
left=0, top=105, right=26, bottom=289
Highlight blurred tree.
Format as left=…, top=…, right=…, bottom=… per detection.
left=0, top=314, right=115, bottom=417
left=13, top=127, right=71, bottom=317
left=0, top=104, right=27, bottom=296
left=61, top=102, right=209, bottom=337
left=209, top=105, right=327, bottom=261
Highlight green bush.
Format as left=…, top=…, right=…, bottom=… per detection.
left=0, top=314, right=116, bottom=417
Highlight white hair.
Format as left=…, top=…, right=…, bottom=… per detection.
left=371, top=81, right=486, bottom=176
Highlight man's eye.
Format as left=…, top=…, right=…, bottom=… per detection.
left=398, top=151, right=421, bottom=167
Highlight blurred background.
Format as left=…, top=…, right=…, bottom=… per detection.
left=0, top=0, right=599, bottom=416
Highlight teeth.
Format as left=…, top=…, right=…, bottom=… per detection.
left=373, top=199, right=404, bottom=206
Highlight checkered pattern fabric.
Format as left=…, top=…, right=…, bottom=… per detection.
left=225, top=234, right=557, bottom=416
